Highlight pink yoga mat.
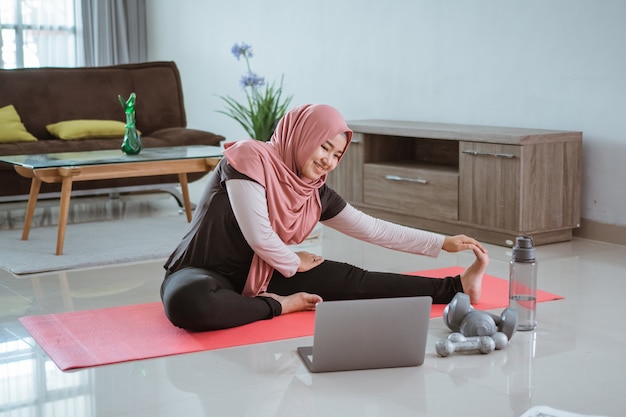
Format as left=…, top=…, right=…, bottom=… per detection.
left=19, top=267, right=562, bottom=371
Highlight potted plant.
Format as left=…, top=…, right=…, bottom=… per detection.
left=217, top=43, right=293, bottom=142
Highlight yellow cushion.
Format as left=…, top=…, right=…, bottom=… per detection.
left=0, top=105, right=38, bottom=143
left=46, top=119, right=136, bottom=140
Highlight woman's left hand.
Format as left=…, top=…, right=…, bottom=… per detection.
left=295, top=251, right=324, bottom=272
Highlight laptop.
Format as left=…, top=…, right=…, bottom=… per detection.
left=297, top=296, right=432, bottom=373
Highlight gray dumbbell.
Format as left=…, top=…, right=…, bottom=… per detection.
left=459, top=310, right=497, bottom=336
left=436, top=332, right=509, bottom=357
left=443, top=293, right=518, bottom=340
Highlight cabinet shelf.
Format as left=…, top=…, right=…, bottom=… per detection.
left=364, top=161, right=458, bottom=174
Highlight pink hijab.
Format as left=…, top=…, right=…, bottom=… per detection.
left=223, top=104, right=353, bottom=297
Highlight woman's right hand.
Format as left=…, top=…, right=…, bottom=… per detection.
left=443, top=235, right=487, bottom=254
left=295, top=251, right=324, bottom=272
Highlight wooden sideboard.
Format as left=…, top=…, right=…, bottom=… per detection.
left=326, top=120, right=582, bottom=246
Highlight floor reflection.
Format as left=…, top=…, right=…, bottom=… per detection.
left=0, top=192, right=180, bottom=232
left=0, top=326, right=96, bottom=416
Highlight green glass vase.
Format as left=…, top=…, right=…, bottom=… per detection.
left=118, top=93, right=143, bottom=155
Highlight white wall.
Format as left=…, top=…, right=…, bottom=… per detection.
left=146, top=0, right=626, bottom=227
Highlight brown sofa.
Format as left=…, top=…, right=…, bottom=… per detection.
left=0, top=61, right=224, bottom=202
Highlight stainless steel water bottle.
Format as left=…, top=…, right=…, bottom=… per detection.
left=509, top=236, right=537, bottom=331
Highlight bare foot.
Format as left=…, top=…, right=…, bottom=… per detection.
left=460, top=245, right=489, bottom=304
left=260, top=292, right=323, bottom=314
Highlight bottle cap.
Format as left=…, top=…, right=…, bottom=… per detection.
left=512, top=236, right=536, bottom=262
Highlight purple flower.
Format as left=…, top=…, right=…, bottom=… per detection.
left=218, top=41, right=293, bottom=141
left=231, top=43, right=254, bottom=60
left=239, top=72, right=265, bottom=88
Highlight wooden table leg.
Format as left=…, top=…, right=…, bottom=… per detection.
left=56, top=175, right=74, bottom=255
left=22, top=177, right=42, bottom=241
left=178, top=172, right=193, bottom=222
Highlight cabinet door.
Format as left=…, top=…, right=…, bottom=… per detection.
left=459, top=142, right=521, bottom=231
left=325, top=133, right=364, bottom=204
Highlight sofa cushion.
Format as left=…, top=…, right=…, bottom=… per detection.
left=46, top=119, right=137, bottom=140
left=0, top=105, right=38, bottom=143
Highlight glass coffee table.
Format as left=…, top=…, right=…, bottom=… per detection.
left=0, top=145, right=222, bottom=255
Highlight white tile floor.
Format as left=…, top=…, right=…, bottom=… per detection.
left=1, top=182, right=625, bottom=417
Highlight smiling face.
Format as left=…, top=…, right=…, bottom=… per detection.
left=299, top=133, right=349, bottom=182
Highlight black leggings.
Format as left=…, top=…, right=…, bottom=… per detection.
left=160, top=260, right=463, bottom=331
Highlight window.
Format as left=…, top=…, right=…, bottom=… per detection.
left=0, top=0, right=82, bottom=69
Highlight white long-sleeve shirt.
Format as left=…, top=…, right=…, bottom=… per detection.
left=226, top=179, right=445, bottom=277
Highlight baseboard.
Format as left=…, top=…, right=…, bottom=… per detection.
left=573, top=218, right=626, bottom=246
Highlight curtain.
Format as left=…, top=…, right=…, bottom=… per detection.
left=81, top=0, right=147, bottom=67
left=0, top=6, right=4, bottom=68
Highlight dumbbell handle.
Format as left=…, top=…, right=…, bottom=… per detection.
left=436, top=335, right=495, bottom=357
left=482, top=310, right=502, bottom=323
left=448, top=333, right=494, bottom=349
left=450, top=332, right=509, bottom=350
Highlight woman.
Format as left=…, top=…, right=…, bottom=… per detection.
left=161, top=104, right=488, bottom=331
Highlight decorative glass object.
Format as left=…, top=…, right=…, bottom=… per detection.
left=118, top=93, right=143, bottom=155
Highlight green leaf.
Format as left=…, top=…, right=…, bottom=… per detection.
left=216, top=52, right=292, bottom=141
